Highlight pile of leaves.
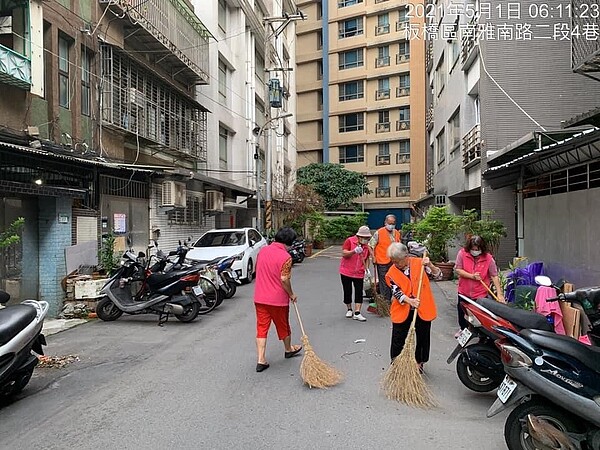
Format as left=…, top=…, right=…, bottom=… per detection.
left=38, top=355, right=80, bottom=369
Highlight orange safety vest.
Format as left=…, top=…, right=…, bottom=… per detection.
left=385, top=257, right=437, bottom=323
left=374, top=227, right=401, bottom=264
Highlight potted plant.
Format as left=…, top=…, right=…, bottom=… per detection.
left=402, top=206, right=461, bottom=280
left=307, top=212, right=326, bottom=249
left=459, top=209, right=507, bottom=257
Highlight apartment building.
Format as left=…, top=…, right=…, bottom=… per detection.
left=428, top=0, right=600, bottom=265
left=296, top=0, right=427, bottom=227
left=195, top=0, right=298, bottom=231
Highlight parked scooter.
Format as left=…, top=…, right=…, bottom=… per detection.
left=97, top=240, right=219, bottom=324
left=487, top=326, right=600, bottom=450
left=207, top=254, right=242, bottom=299
left=549, top=285, right=600, bottom=346
left=0, top=290, right=48, bottom=399
left=289, top=239, right=306, bottom=264
left=447, top=295, right=553, bottom=392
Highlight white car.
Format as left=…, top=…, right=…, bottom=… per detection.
left=186, top=228, right=267, bottom=283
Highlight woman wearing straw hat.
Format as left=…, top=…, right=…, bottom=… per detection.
left=455, top=235, right=505, bottom=332
left=339, top=225, right=372, bottom=322
left=385, top=242, right=442, bottom=373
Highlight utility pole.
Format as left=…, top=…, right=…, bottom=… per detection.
left=263, top=10, right=306, bottom=234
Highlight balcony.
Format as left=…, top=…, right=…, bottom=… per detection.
left=376, top=122, right=391, bottom=133
left=426, top=105, right=434, bottom=131
left=376, top=187, right=391, bottom=198
left=375, top=89, right=390, bottom=100
left=375, top=24, right=390, bottom=35
left=0, top=46, right=31, bottom=90
left=396, top=120, right=410, bottom=131
left=99, top=0, right=211, bottom=85
left=461, top=15, right=479, bottom=71
left=426, top=40, right=433, bottom=72
left=376, top=56, right=391, bottom=68
left=397, top=53, right=410, bottom=64
left=396, top=186, right=410, bottom=197
left=462, top=124, right=482, bottom=168
left=376, top=154, right=391, bottom=165
left=396, top=86, right=410, bottom=97
left=426, top=169, right=434, bottom=194
left=396, top=153, right=410, bottom=164
left=396, top=21, right=409, bottom=32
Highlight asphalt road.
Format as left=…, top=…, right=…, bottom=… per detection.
left=0, top=246, right=508, bottom=449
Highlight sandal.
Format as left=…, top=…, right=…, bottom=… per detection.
left=256, top=363, right=270, bottom=372
left=284, top=345, right=302, bottom=359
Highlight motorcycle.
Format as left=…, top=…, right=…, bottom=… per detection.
left=97, top=242, right=219, bottom=324
left=208, top=254, right=242, bottom=299
left=550, top=285, right=600, bottom=346
left=0, top=290, right=48, bottom=399
left=487, top=326, right=600, bottom=450
left=447, top=294, right=553, bottom=392
left=289, top=239, right=306, bottom=264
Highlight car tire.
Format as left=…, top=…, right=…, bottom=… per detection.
left=245, top=259, right=254, bottom=283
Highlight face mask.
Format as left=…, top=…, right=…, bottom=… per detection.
left=470, top=250, right=482, bottom=257
left=385, top=224, right=395, bottom=231
left=359, top=238, right=369, bottom=244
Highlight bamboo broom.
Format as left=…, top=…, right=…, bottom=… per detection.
left=480, top=280, right=503, bottom=303
left=292, top=302, right=343, bottom=389
left=381, top=254, right=436, bottom=408
left=373, top=264, right=390, bottom=317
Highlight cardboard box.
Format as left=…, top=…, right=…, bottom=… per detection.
left=562, top=283, right=574, bottom=293
left=559, top=300, right=581, bottom=339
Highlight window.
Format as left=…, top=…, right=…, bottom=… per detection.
left=398, top=41, right=410, bottom=56
left=317, top=31, right=323, bottom=50
left=376, top=14, right=390, bottom=34
left=379, top=143, right=390, bottom=155
left=378, top=110, right=389, bottom=123
left=81, top=47, right=92, bottom=116
left=338, top=0, right=362, bottom=7
left=317, top=60, right=323, bottom=79
left=437, top=128, right=446, bottom=165
left=379, top=175, right=390, bottom=187
left=339, top=81, right=364, bottom=100
left=474, top=95, right=480, bottom=124
left=317, top=90, right=323, bottom=110
left=339, top=113, right=364, bottom=132
left=399, top=140, right=410, bottom=155
left=378, top=78, right=390, bottom=92
left=399, top=173, right=410, bottom=187
left=58, top=35, right=70, bottom=108
left=399, top=73, right=410, bottom=88
left=255, top=52, right=265, bottom=83
left=218, top=59, right=227, bottom=105
left=218, top=0, right=227, bottom=33
left=317, top=2, right=323, bottom=19
left=317, top=120, right=323, bottom=141
left=339, top=17, right=363, bottom=38
left=448, top=109, right=461, bottom=151
left=339, top=145, right=364, bottom=163
left=399, top=106, right=410, bottom=121
left=339, top=49, right=363, bottom=69
left=168, top=195, right=201, bottom=225
left=398, top=8, right=408, bottom=23
left=376, top=45, right=390, bottom=67
left=219, top=126, right=228, bottom=169
left=450, top=35, right=460, bottom=69
left=377, top=143, right=390, bottom=165
left=435, top=54, right=446, bottom=96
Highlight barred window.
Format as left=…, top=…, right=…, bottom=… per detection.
left=168, top=195, right=202, bottom=225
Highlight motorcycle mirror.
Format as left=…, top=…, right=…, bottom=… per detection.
left=534, top=275, right=553, bottom=287
left=138, top=251, right=146, bottom=258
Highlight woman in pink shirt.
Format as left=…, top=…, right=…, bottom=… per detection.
left=455, top=235, right=505, bottom=330
left=339, top=226, right=372, bottom=322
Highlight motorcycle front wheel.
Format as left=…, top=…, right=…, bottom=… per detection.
left=456, top=344, right=504, bottom=392
left=504, top=398, right=583, bottom=450
left=96, top=297, right=123, bottom=321
left=296, top=252, right=305, bottom=263
left=223, top=281, right=236, bottom=299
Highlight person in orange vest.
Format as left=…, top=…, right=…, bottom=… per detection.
left=369, top=214, right=402, bottom=305
left=385, top=242, right=442, bottom=373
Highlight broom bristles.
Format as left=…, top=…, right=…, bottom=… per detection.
left=299, top=335, right=343, bottom=389
left=374, top=293, right=390, bottom=317
left=381, top=331, right=437, bottom=408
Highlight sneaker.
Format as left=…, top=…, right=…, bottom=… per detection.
left=345, top=310, right=354, bottom=318
left=353, top=313, right=367, bottom=322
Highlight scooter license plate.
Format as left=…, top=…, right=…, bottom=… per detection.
left=497, top=376, right=517, bottom=403
left=192, top=285, right=204, bottom=296
left=456, top=328, right=473, bottom=347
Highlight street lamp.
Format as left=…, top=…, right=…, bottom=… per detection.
left=253, top=112, right=293, bottom=233
left=362, top=180, right=373, bottom=213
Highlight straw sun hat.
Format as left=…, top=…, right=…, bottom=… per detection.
left=356, top=226, right=372, bottom=238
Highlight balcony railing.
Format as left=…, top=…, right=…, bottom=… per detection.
left=375, top=89, right=390, bottom=100
left=376, top=187, right=391, bottom=198
left=375, top=24, right=390, bottom=35
left=426, top=40, right=433, bottom=72
left=396, top=21, right=409, bottom=32
left=396, top=153, right=410, bottom=164
left=396, top=186, right=410, bottom=197
left=396, top=86, right=410, bottom=97
left=0, top=45, right=31, bottom=90
left=462, top=124, right=482, bottom=168
left=461, top=15, right=479, bottom=70
left=376, top=154, right=391, bottom=165
left=100, top=0, right=211, bottom=84
left=396, top=120, right=410, bottom=131
left=376, top=122, right=391, bottom=133
left=376, top=56, right=391, bottom=68
left=426, top=105, right=434, bottom=131
left=396, top=53, right=410, bottom=64
left=426, top=169, right=434, bottom=194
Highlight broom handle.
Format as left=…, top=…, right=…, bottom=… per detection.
left=409, top=252, right=427, bottom=329
left=480, top=280, right=500, bottom=302
left=292, top=301, right=307, bottom=337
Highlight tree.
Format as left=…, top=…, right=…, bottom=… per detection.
left=279, top=184, right=325, bottom=236
left=296, top=163, right=368, bottom=210
left=0, top=217, right=25, bottom=249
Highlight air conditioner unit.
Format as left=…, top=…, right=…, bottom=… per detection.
left=376, top=25, right=389, bottom=35
left=161, top=181, right=186, bottom=208
left=397, top=120, right=410, bottom=131
left=376, top=90, right=389, bottom=100
left=396, top=87, right=410, bottom=97
left=376, top=154, right=391, bottom=165
left=376, top=122, right=390, bottom=133
left=129, top=88, right=146, bottom=108
left=397, top=154, right=410, bottom=164
left=435, top=194, right=447, bottom=206
left=397, top=54, right=410, bottom=63
left=205, top=190, right=224, bottom=212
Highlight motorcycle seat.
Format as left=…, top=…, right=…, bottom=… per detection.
left=522, top=329, right=600, bottom=373
left=0, top=305, right=37, bottom=346
left=477, top=298, right=553, bottom=332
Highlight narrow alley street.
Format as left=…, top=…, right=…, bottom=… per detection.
left=0, top=247, right=507, bottom=449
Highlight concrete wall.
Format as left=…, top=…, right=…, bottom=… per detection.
left=523, top=188, right=600, bottom=287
